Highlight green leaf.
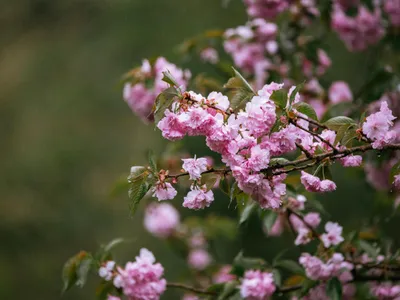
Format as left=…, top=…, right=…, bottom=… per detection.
left=103, top=238, right=125, bottom=253
left=76, top=256, right=93, bottom=287
left=224, top=67, right=256, bottom=111
left=161, top=70, right=180, bottom=87
left=230, top=88, right=254, bottom=110
left=230, top=67, right=255, bottom=94
left=293, top=102, right=318, bottom=121
left=289, top=83, right=304, bottom=107
left=326, top=277, right=343, bottom=300
left=300, top=279, right=319, bottom=297
left=153, top=86, right=180, bottom=124
left=274, top=260, right=304, bottom=275
left=201, top=173, right=220, bottom=191
left=269, top=157, right=290, bottom=167
left=358, top=240, right=379, bottom=259
left=62, top=251, right=91, bottom=293
left=217, top=281, right=239, bottom=300
left=334, top=124, right=354, bottom=145
left=270, top=89, right=287, bottom=109
left=359, top=111, right=367, bottom=125
left=129, top=173, right=152, bottom=215
left=62, top=256, right=78, bottom=293
left=263, top=210, right=278, bottom=234
left=232, top=252, right=267, bottom=277
left=128, top=166, right=147, bottom=183
left=272, top=269, right=282, bottom=287
left=341, top=128, right=357, bottom=147
left=96, top=281, right=114, bottom=300
left=239, top=201, right=256, bottom=225
left=324, top=116, right=356, bottom=131
left=219, top=177, right=230, bottom=195
left=147, top=150, right=157, bottom=172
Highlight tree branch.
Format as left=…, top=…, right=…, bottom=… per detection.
left=167, top=282, right=217, bottom=296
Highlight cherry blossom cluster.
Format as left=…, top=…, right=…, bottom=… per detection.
left=123, top=57, right=191, bottom=122
left=300, top=252, right=354, bottom=282
left=239, top=270, right=276, bottom=299
left=331, top=1, right=385, bottom=52
left=98, top=248, right=166, bottom=300
left=370, top=282, right=400, bottom=299
left=223, top=19, right=279, bottom=89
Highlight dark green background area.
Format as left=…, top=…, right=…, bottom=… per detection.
left=0, top=1, right=398, bottom=299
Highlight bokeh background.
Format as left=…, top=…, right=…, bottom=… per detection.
left=1, top=1, right=399, bottom=299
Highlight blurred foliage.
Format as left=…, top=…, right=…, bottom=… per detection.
left=0, top=0, right=399, bottom=299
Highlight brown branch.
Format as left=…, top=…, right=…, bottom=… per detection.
left=296, top=142, right=313, bottom=159
left=290, top=119, right=338, bottom=153
left=287, top=208, right=321, bottom=240
left=296, top=115, right=328, bottom=130
left=167, top=282, right=217, bottom=296
left=265, top=143, right=400, bottom=174
left=167, top=167, right=230, bottom=179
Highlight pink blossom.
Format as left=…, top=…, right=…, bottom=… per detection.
left=362, top=101, right=396, bottom=149
left=365, top=158, right=398, bottom=191
left=183, top=107, right=216, bottom=136
left=113, top=248, right=166, bottom=300
left=267, top=215, right=284, bottom=236
left=340, top=155, right=362, bottom=167
left=370, top=283, right=400, bottom=299
left=200, top=47, right=219, bottom=64
left=153, top=57, right=191, bottom=93
left=123, top=82, right=155, bottom=122
left=188, top=249, right=212, bottom=270
left=213, top=265, right=236, bottom=283
left=321, top=222, right=344, bottom=248
left=243, top=0, right=290, bottom=19
left=248, top=145, right=270, bottom=171
left=316, top=49, right=331, bottom=76
left=393, top=175, right=400, bottom=190
left=295, top=227, right=312, bottom=245
left=299, top=252, right=353, bottom=281
left=207, top=91, right=230, bottom=111
left=329, top=81, right=353, bottom=104
left=157, top=109, right=188, bottom=141
left=99, top=261, right=116, bottom=281
left=182, top=156, right=209, bottom=180
left=318, top=130, right=336, bottom=151
left=384, top=0, right=400, bottom=27
left=331, top=5, right=385, bottom=51
left=303, top=283, right=356, bottom=300
left=238, top=95, right=277, bottom=138
left=152, top=181, right=177, bottom=201
left=240, top=270, right=276, bottom=299
left=182, top=294, right=199, bottom=300
left=107, top=296, right=121, bottom=300
left=288, top=194, right=307, bottom=211
left=144, top=203, right=180, bottom=238
left=304, top=212, right=321, bottom=228
left=124, top=57, right=190, bottom=123
left=300, top=171, right=337, bottom=193
left=183, top=185, right=214, bottom=209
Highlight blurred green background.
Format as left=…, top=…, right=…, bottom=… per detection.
left=1, top=1, right=399, bottom=299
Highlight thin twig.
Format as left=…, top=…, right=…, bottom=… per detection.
left=296, top=142, right=313, bottom=159
left=167, top=283, right=217, bottom=296
left=287, top=208, right=321, bottom=240
left=290, top=119, right=338, bottom=153
left=296, top=115, right=328, bottom=130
